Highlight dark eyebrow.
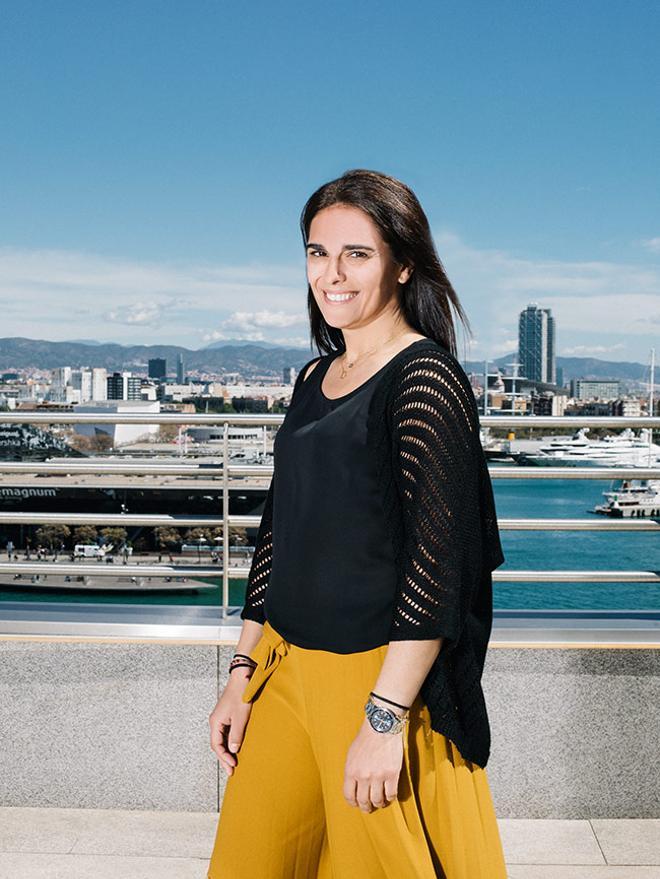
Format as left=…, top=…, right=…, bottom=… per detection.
left=305, top=243, right=376, bottom=252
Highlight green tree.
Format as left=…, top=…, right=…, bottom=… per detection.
left=184, top=527, right=214, bottom=543
left=99, top=527, right=128, bottom=551
left=35, top=524, right=71, bottom=549
left=154, top=527, right=181, bottom=550
left=72, top=525, right=98, bottom=546
left=156, top=424, right=180, bottom=442
left=229, top=525, right=248, bottom=546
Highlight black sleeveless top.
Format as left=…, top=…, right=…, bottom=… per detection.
left=263, top=346, right=409, bottom=653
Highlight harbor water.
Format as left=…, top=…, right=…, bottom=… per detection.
left=491, top=468, right=659, bottom=611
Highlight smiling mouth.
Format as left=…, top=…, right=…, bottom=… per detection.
left=324, top=291, right=359, bottom=303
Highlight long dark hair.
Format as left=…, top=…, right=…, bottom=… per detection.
left=299, top=168, right=472, bottom=358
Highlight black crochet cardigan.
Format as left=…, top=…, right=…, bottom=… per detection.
left=240, top=340, right=505, bottom=768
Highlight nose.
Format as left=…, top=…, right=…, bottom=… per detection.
left=320, top=253, right=347, bottom=286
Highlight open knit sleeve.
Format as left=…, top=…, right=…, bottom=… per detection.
left=239, top=471, right=274, bottom=624
left=388, top=349, right=482, bottom=653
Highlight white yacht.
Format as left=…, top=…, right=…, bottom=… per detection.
left=591, top=479, right=660, bottom=518
left=515, top=428, right=660, bottom=468
left=479, top=426, right=513, bottom=460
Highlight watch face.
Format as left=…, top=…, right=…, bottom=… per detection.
left=370, top=707, right=394, bottom=733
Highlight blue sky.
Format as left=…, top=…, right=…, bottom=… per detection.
left=0, top=0, right=658, bottom=362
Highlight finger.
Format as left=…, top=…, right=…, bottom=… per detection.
left=211, top=721, right=237, bottom=766
left=370, top=780, right=387, bottom=809
left=227, top=721, right=246, bottom=755
left=384, top=778, right=399, bottom=802
left=227, top=721, right=243, bottom=754
left=217, top=744, right=237, bottom=775
left=356, top=780, right=373, bottom=813
left=209, top=718, right=229, bottom=754
left=343, top=776, right=358, bottom=808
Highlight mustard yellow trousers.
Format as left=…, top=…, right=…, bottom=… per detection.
left=207, top=620, right=507, bottom=879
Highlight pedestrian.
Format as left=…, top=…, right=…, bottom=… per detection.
left=206, top=169, right=508, bottom=878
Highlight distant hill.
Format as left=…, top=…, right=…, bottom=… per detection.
left=63, top=339, right=106, bottom=346
left=485, top=352, right=648, bottom=383
left=0, top=337, right=649, bottom=384
left=0, top=337, right=318, bottom=375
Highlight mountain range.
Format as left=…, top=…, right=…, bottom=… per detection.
left=0, top=337, right=650, bottom=384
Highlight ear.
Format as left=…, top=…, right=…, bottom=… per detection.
left=398, top=265, right=414, bottom=285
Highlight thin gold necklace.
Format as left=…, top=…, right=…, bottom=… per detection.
left=338, top=328, right=409, bottom=379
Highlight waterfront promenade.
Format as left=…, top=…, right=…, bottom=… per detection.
left=0, top=807, right=659, bottom=878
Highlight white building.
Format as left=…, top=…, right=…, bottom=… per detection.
left=92, top=368, right=108, bottom=401
left=48, top=366, right=107, bottom=403
left=70, top=368, right=93, bottom=402
left=187, top=424, right=265, bottom=444
left=160, top=381, right=206, bottom=402
left=49, top=367, right=72, bottom=402
left=73, top=400, right=161, bottom=447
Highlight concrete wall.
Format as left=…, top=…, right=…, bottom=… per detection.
left=0, top=640, right=658, bottom=818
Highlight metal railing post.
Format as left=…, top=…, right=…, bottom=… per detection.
left=222, top=420, right=230, bottom=620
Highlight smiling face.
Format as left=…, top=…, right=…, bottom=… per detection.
left=306, top=204, right=413, bottom=331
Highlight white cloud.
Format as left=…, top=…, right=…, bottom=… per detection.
left=200, top=310, right=306, bottom=343
left=489, top=338, right=519, bottom=357
left=202, top=329, right=267, bottom=344
left=226, top=310, right=304, bottom=330
left=0, top=246, right=305, bottom=344
left=561, top=343, right=627, bottom=356
left=641, top=237, right=660, bottom=254
left=105, top=297, right=195, bottom=326
left=272, top=335, right=315, bottom=348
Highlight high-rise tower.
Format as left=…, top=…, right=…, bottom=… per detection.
left=518, top=303, right=556, bottom=384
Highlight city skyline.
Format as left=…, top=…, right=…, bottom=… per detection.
left=0, top=1, right=658, bottom=361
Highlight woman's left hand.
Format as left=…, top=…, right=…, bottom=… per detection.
left=343, top=717, right=404, bottom=812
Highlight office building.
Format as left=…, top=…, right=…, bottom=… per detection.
left=107, top=372, right=142, bottom=401
left=70, top=368, right=93, bottom=402
left=91, top=368, right=108, bottom=401
left=148, top=358, right=167, bottom=380
left=518, top=304, right=556, bottom=384
left=570, top=379, right=621, bottom=401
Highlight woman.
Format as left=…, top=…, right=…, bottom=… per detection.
left=207, top=169, right=507, bottom=878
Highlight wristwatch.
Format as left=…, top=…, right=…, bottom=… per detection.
left=364, top=696, right=409, bottom=734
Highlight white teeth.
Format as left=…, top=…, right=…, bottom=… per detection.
left=326, top=292, right=358, bottom=302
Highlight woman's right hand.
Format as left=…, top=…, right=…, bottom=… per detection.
left=209, top=670, right=254, bottom=776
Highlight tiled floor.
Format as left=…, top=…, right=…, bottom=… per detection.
left=0, top=807, right=658, bottom=878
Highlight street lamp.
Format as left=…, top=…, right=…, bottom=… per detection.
left=197, top=535, right=206, bottom=565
